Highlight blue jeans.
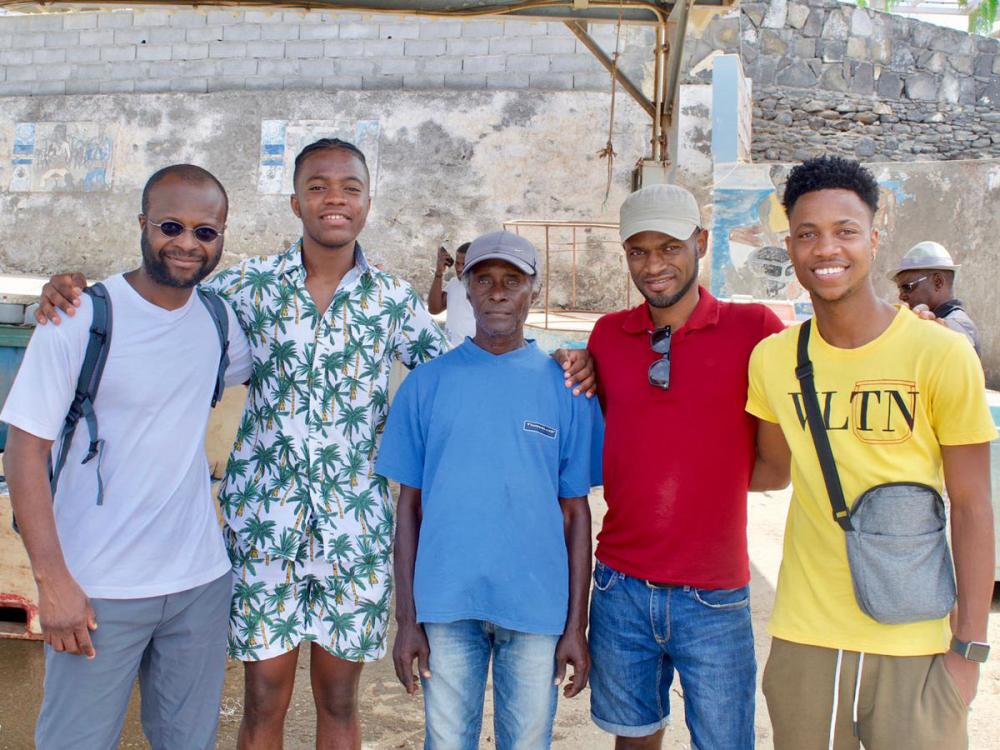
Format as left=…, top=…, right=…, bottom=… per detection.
left=421, top=620, right=560, bottom=750
left=588, top=561, right=756, bottom=749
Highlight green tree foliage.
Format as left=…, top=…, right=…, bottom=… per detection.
left=964, top=0, right=998, bottom=35
left=855, top=0, right=997, bottom=36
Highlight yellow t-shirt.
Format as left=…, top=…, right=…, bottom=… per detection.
left=747, top=306, right=997, bottom=655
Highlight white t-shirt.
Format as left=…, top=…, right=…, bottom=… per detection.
left=443, top=277, right=476, bottom=347
left=1, top=274, right=252, bottom=599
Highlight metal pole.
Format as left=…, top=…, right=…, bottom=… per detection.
left=651, top=22, right=663, bottom=161
left=544, top=225, right=551, bottom=330
left=572, top=226, right=578, bottom=310
left=564, top=21, right=655, bottom=119
left=663, top=0, right=694, bottom=135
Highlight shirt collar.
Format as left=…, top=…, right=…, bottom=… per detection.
left=277, top=239, right=371, bottom=280
left=620, top=286, right=721, bottom=336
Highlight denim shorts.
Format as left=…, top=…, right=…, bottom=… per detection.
left=588, top=560, right=756, bottom=749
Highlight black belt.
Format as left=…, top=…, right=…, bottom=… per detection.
left=645, top=580, right=682, bottom=590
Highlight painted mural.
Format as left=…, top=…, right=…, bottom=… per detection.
left=257, top=119, right=381, bottom=194
left=9, top=122, right=114, bottom=193
left=709, top=163, right=917, bottom=319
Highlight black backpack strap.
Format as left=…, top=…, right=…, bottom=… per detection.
left=197, top=287, right=230, bottom=407
left=50, top=282, right=113, bottom=506
left=795, top=320, right=853, bottom=532
left=932, top=299, right=963, bottom=319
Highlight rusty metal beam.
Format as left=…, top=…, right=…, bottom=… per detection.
left=563, top=20, right=656, bottom=119
left=661, top=0, right=693, bottom=126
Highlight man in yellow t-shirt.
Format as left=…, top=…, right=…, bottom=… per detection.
left=746, top=155, right=996, bottom=750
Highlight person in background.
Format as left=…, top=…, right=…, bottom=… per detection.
left=428, top=242, right=476, bottom=347
left=889, top=240, right=981, bottom=356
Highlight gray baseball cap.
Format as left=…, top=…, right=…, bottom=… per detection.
left=462, top=230, right=538, bottom=276
left=887, top=241, right=960, bottom=281
left=619, top=183, right=702, bottom=243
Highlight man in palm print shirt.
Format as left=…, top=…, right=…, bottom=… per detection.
left=215, top=226, right=440, bottom=670
left=206, top=139, right=446, bottom=748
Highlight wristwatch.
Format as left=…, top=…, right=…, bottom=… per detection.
left=950, top=636, right=990, bottom=663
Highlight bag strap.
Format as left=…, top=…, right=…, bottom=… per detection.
left=932, top=299, right=963, bottom=319
left=45, top=285, right=227, bottom=514
left=50, top=282, right=113, bottom=506
left=196, top=287, right=230, bottom=408
left=795, top=320, right=853, bottom=532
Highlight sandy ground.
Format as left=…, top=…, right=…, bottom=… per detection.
left=2, top=487, right=999, bottom=749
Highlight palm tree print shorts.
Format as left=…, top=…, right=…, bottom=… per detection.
left=227, top=519, right=391, bottom=663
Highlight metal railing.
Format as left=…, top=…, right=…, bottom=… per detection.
left=502, top=219, right=628, bottom=331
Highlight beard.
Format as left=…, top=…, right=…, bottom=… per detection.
left=141, top=231, right=221, bottom=289
left=640, top=256, right=699, bottom=309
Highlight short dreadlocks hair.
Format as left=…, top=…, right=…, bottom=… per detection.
left=782, top=155, right=879, bottom=218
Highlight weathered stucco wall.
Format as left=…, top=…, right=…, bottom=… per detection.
left=0, top=89, right=647, bottom=313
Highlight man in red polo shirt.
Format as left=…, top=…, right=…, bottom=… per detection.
left=586, top=183, right=788, bottom=749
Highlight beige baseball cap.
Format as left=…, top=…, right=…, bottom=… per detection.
left=619, top=183, right=702, bottom=243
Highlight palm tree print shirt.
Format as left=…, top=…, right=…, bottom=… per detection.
left=207, top=241, right=447, bottom=582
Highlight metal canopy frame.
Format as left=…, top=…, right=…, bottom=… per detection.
left=0, top=0, right=724, bottom=161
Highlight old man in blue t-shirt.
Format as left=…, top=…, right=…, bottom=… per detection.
left=376, top=230, right=603, bottom=750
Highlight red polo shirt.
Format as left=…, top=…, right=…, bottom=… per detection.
left=588, top=288, right=784, bottom=588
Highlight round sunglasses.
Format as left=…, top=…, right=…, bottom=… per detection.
left=147, top=218, right=224, bottom=243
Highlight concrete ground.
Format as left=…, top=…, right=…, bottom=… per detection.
left=1, top=487, right=999, bottom=749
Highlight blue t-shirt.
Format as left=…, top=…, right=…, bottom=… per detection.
left=376, top=339, right=604, bottom=635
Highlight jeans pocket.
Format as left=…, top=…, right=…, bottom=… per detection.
left=593, top=561, right=622, bottom=593
left=690, top=585, right=750, bottom=610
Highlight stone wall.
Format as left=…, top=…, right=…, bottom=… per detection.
left=0, top=8, right=653, bottom=96
left=683, top=0, right=1000, bottom=163
left=751, top=86, right=1000, bottom=161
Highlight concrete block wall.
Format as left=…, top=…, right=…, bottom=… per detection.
left=0, top=9, right=655, bottom=96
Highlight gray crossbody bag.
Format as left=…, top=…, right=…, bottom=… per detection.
left=795, top=320, right=956, bottom=625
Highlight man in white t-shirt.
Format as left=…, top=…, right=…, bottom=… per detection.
left=428, top=242, right=476, bottom=346
left=1, top=164, right=252, bottom=749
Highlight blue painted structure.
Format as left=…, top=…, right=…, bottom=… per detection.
left=711, top=54, right=742, bottom=165
left=527, top=326, right=588, bottom=354
left=0, top=326, right=33, bottom=451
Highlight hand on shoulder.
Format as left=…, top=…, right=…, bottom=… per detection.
left=909, top=303, right=946, bottom=328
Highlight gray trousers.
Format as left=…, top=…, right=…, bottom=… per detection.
left=35, top=571, right=232, bottom=750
